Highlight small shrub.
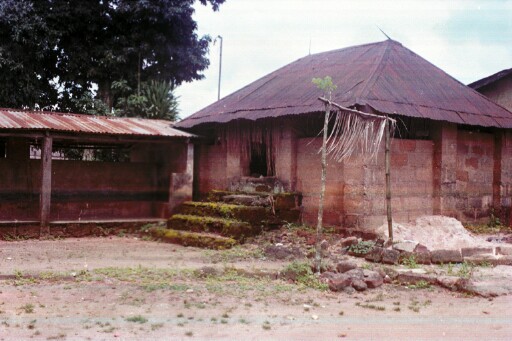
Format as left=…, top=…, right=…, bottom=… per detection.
left=125, top=315, right=148, bottom=324
left=282, top=261, right=328, bottom=290
left=400, top=254, right=418, bottom=269
left=348, top=241, right=375, bottom=255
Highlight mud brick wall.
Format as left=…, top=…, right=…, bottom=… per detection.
left=296, top=138, right=434, bottom=229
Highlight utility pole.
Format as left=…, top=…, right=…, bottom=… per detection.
left=216, top=35, right=223, bottom=101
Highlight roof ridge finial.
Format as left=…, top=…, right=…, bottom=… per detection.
left=377, top=26, right=392, bottom=40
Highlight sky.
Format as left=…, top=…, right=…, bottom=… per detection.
left=175, top=0, right=512, bottom=119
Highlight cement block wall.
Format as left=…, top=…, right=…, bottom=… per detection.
left=296, top=138, right=434, bottom=229
left=191, top=121, right=511, bottom=230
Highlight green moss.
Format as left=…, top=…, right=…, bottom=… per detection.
left=177, top=202, right=268, bottom=225
left=151, top=228, right=237, bottom=250
left=168, top=214, right=257, bottom=241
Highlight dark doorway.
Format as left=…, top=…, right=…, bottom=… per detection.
left=249, top=143, right=268, bottom=177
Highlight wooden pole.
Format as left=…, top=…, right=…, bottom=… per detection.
left=385, top=117, right=393, bottom=242
left=40, top=134, right=53, bottom=236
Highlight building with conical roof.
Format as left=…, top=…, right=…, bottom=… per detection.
left=178, top=39, right=512, bottom=230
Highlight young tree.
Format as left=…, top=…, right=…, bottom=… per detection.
left=312, top=76, right=337, bottom=274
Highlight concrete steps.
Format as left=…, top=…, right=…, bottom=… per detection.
left=155, top=183, right=303, bottom=249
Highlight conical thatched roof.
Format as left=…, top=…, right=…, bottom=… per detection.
left=178, top=39, right=512, bottom=129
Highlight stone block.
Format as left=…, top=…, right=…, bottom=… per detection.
left=461, top=247, right=494, bottom=257
left=396, top=272, right=437, bottom=285
left=328, top=274, right=353, bottom=292
left=431, top=249, right=463, bottom=264
left=340, top=236, right=358, bottom=248
left=496, top=246, right=512, bottom=256
left=364, top=247, right=383, bottom=263
left=352, top=279, right=368, bottom=291
left=415, top=251, right=432, bottom=265
left=381, top=249, right=400, bottom=264
left=336, top=260, right=358, bottom=273
left=362, top=269, right=384, bottom=288
left=393, top=241, right=418, bottom=253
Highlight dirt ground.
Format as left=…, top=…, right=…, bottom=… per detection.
left=1, top=236, right=511, bottom=340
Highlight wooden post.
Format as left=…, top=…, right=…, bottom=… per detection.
left=385, top=117, right=393, bottom=242
left=39, top=135, right=53, bottom=236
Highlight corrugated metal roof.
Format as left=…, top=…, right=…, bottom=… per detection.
left=178, top=39, right=512, bottom=129
left=0, top=109, right=194, bottom=138
left=469, top=68, right=512, bottom=90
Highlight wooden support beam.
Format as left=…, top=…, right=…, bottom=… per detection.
left=385, top=117, right=393, bottom=242
left=39, top=135, right=53, bottom=235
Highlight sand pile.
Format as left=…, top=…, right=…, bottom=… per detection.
left=376, top=215, right=490, bottom=250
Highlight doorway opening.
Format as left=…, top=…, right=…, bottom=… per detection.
left=249, top=143, right=270, bottom=177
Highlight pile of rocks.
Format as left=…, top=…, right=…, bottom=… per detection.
left=320, top=260, right=384, bottom=293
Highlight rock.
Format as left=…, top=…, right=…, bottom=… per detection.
left=336, top=260, right=358, bottom=274
left=364, top=247, right=383, bottom=263
left=463, top=254, right=498, bottom=266
left=381, top=249, right=400, bottom=264
left=495, top=256, right=512, bottom=266
left=352, top=279, right=368, bottom=291
left=414, top=243, right=429, bottom=253
left=461, top=247, right=494, bottom=257
left=431, top=249, right=463, bottom=264
left=362, top=269, right=384, bottom=288
left=396, top=271, right=436, bottom=285
left=344, top=268, right=364, bottom=279
left=343, top=286, right=356, bottom=294
left=194, top=266, right=218, bottom=278
left=496, top=246, right=512, bottom=256
left=328, top=274, right=353, bottom=292
left=320, top=239, right=329, bottom=250
left=340, top=236, right=358, bottom=248
left=414, top=251, right=432, bottom=265
left=319, top=271, right=337, bottom=281
left=460, top=279, right=511, bottom=297
left=264, top=245, right=303, bottom=260
left=436, top=276, right=463, bottom=291
left=393, top=241, right=418, bottom=253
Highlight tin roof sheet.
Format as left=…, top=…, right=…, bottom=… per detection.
left=0, top=109, right=194, bottom=138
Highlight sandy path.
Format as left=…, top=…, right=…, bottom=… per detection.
left=0, top=238, right=511, bottom=340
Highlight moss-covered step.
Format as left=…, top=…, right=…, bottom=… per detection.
left=176, top=201, right=269, bottom=225
left=167, top=214, right=259, bottom=241
left=150, top=227, right=237, bottom=250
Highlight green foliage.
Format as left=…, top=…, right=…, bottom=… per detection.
left=400, top=254, right=419, bottom=269
left=282, top=261, right=328, bottom=291
left=348, top=240, right=375, bottom=255
left=125, top=315, right=148, bottom=324
left=312, top=76, right=337, bottom=94
left=113, top=80, right=179, bottom=120
left=0, top=0, right=225, bottom=112
left=406, top=280, right=431, bottom=290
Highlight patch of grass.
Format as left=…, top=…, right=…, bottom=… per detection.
left=20, top=303, right=35, bottom=314
left=355, top=302, right=385, bottom=311
left=347, top=241, right=375, bottom=255
left=185, top=331, right=193, bottom=337
left=262, top=321, right=271, bottom=330
left=400, top=254, right=418, bottom=269
left=220, top=319, right=228, bottom=324
left=457, top=261, right=474, bottom=279
left=125, top=315, right=148, bottom=324
left=282, top=261, right=328, bottom=291
left=407, top=280, right=431, bottom=290
left=204, top=246, right=264, bottom=263
left=239, top=318, right=249, bottom=324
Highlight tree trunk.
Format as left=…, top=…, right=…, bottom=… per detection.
left=97, top=80, right=113, bottom=112
left=315, top=103, right=330, bottom=274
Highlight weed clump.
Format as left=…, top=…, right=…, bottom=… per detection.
left=281, top=261, right=328, bottom=291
